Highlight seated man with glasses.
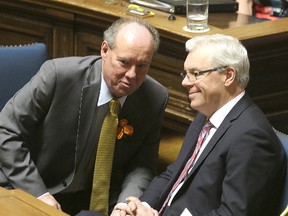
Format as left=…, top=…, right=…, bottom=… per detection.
left=112, top=34, right=286, bottom=216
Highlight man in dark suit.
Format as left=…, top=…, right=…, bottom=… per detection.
left=0, top=17, right=168, bottom=215
left=113, top=34, right=286, bottom=216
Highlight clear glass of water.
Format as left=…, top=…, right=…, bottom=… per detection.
left=183, top=0, right=210, bottom=33
left=104, top=0, right=120, bottom=4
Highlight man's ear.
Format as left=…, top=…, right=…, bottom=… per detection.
left=224, top=67, right=236, bottom=86
left=101, top=41, right=109, bottom=58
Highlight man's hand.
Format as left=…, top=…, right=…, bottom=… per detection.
left=126, top=197, right=158, bottom=216
left=112, top=197, right=158, bottom=216
left=38, top=193, right=62, bottom=210
left=111, top=203, right=132, bottom=216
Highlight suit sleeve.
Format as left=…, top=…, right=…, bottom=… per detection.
left=0, top=60, right=57, bottom=197
left=117, top=82, right=169, bottom=203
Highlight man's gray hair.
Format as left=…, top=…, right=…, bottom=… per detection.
left=186, top=34, right=250, bottom=88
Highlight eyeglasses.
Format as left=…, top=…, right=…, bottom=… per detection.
left=180, top=66, right=228, bottom=81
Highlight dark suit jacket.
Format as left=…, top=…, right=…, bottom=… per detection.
left=141, top=93, right=286, bottom=216
left=0, top=56, right=168, bottom=204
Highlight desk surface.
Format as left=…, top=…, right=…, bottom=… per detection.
left=0, top=187, right=69, bottom=216
left=29, top=0, right=288, bottom=41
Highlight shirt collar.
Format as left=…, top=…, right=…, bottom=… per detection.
left=97, top=73, right=126, bottom=107
left=209, top=91, right=245, bottom=129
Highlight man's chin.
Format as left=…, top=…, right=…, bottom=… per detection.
left=113, top=89, right=133, bottom=97
left=120, top=85, right=138, bottom=95
left=190, top=102, right=200, bottom=111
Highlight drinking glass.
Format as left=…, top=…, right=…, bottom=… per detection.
left=183, top=0, right=210, bottom=33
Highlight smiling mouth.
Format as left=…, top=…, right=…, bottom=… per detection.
left=188, top=91, right=201, bottom=99
left=189, top=91, right=200, bottom=95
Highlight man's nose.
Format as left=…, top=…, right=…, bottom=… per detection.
left=125, top=66, right=137, bottom=79
left=182, top=75, right=195, bottom=87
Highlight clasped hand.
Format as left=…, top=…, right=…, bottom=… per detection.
left=111, top=197, right=159, bottom=216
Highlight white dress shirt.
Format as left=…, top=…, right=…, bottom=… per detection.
left=167, top=91, right=245, bottom=206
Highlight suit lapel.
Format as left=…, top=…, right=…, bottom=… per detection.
left=181, top=120, right=206, bottom=170
left=75, top=61, right=102, bottom=166
left=189, top=120, right=230, bottom=175
left=187, top=93, right=252, bottom=178
left=165, top=114, right=207, bottom=192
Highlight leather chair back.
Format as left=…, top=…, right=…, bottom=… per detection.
left=275, top=129, right=288, bottom=214
left=0, top=43, right=48, bottom=110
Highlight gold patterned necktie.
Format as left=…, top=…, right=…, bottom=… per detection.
left=90, top=99, right=120, bottom=215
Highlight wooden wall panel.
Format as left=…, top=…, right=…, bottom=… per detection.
left=0, top=0, right=287, bottom=132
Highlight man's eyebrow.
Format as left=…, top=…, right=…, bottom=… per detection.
left=186, top=68, right=199, bottom=73
left=117, top=56, right=129, bottom=61
left=140, top=61, right=151, bottom=65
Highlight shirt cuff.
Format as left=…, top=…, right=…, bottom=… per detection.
left=37, top=192, right=50, bottom=199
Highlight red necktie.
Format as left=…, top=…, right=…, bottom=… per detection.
left=159, top=121, right=213, bottom=214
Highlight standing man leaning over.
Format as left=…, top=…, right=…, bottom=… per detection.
left=113, top=34, right=286, bottom=216
left=0, top=17, right=168, bottom=215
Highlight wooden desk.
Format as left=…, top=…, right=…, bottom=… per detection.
left=0, top=0, right=287, bottom=132
left=0, top=187, right=69, bottom=215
